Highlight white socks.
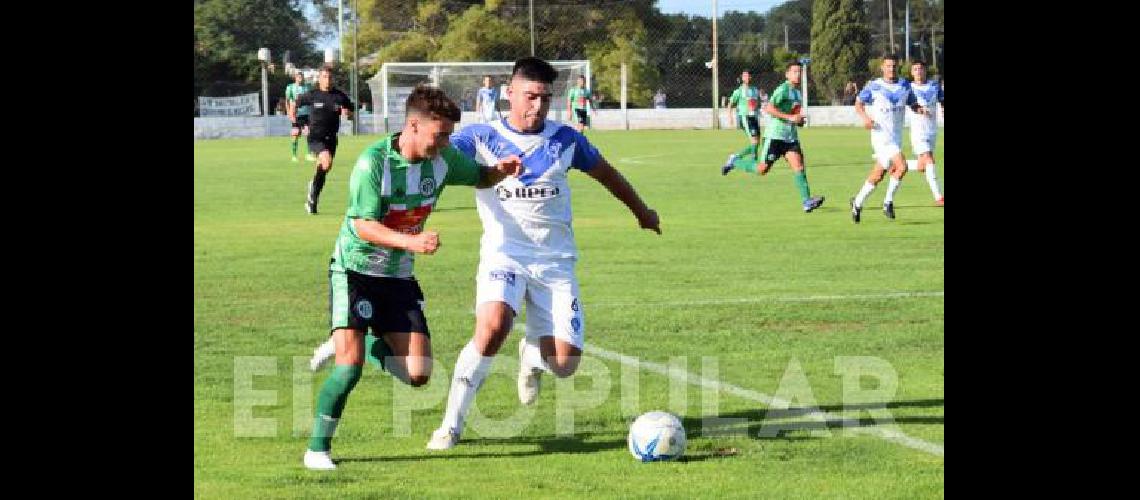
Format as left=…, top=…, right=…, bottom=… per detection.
left=924, top=163, right=942, bottom=199
left=854, top=182, right=876, bottom=208
left=521, top=337, right=551, bottom=374
left=438, top=341, right=495, bottom=434
left=884, top=176, right=902, bottom=204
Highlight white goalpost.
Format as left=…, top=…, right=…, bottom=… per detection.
left=368, top=60, right=591, bottom=133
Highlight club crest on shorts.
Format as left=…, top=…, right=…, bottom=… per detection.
left=355, top=299, right=373, bottom=319
left=420, top=177, right=436, bottom=196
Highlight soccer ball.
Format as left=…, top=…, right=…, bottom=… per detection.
left=627, top=411, right=686, bottom=462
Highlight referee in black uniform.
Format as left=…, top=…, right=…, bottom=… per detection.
left=292, top=65, right=354, bottom=214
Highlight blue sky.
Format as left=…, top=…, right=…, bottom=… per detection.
left=657, top=0, right=786, bottom=17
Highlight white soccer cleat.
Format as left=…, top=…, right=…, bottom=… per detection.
left=309, top=338, right=336, bottom=372
left=517, top=338, right=542, bottom=406
left=303, top=450, right=336, bottom=470
left=426, top=427, right=459, bottom=451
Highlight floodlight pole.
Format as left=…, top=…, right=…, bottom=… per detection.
left=258, top=48, right=270, bottom=137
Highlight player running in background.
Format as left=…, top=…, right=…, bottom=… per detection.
left=285, top=71, right=314, bottom=162
left=906, top=60, right=945, bottom=206
left=722, top=62, right=824, bottom=213
left=849, top=54, right=929, bottom=223
left=475, top=75, right=500, bottom=124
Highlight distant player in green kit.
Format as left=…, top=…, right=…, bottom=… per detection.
left=721, top=62, right=825, bottom=213
left=301, top=84, right=523, bottom=471
left=721, top=70, right=765, bottom=170
left=285, top=71, right=314, bottom=162
left=567, top=75, right=594, bottom=133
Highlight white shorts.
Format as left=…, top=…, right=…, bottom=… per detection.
left=871, top=129, right=903, bottom=168
left=475, top=254, right=584, bottom=349
left=910, top=130, right=936, bottom=156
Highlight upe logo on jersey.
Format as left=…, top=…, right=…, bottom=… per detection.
left=489, top=270, right=516, bottom=285
left=420, top=177, right=436, bottom=196
left=355, top=299, right=373, bottom=319
left=496, top=185, right=560, bottom=201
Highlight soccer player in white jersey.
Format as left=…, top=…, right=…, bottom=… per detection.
left=849, top=54, right=929, bottom=223
left=906, top=60, right=944, bottom=206
left=475, top=75, right=500, bottom=123
left=425, top=56, right=661, bottom=450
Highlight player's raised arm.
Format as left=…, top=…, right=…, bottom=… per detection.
left=585, top=157, right=660, bottom=234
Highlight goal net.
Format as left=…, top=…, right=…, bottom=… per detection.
left=367, top=60, right=590, bottom=133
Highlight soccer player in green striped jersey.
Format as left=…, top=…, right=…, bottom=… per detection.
left=722, top=62, right=825, bottom=213
left=302, top=85, right=522, bottom=471
left=722, top=70, right=765, bottom=169
left=567, top=75, right=594, bottom=133
left=285, top=71, right=314, bottom=161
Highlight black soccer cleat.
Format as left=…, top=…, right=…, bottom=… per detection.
left=802, top=195, right=826, bottom=213
left=883, top=202, right=895, bottom=220
left=850, top=197, right=861, bottom=223
left=306, top=182, right=319, bottom=215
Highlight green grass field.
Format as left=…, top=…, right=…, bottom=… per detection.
left=194, top=126, right=944, bottom=499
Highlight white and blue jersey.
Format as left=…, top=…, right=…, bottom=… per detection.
left=858, top=77, right=918, bottom=143
left=451, top=119, right=602, bottom=261
left=477, top=87, right=499, bottom=122
left=906, top=80, right=943, bottom=137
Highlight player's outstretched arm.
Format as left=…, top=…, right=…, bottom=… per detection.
left=585, top=157, right=661, bottom=234
left=352, top=219, right=441, bottom=254
left=475, top=155, right=523, bottom=188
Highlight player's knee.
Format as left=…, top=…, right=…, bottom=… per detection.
left=407, top=373, right=431, bottom=387
left=547, top=351, right=582, bottom=378
left=548, top=360, right=580, bottom=378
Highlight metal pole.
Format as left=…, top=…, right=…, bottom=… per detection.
left=338, top=0, right=345, bottom=63
left=381, top=65, right=389, bottom=134
left=802, top=61, right=808, bottom=126
left=904, top=0, right=910, bottom=61
left=712, top=0, right=719, bottom=129
left=931, top=24, right=937, bottom=71
left=784, top=24, right=788, bottom=50
left=621, top=63, right=628, bottom=130
left=261, top=63, right=270, bottom=136
left=351, top=0, right=358, bottom=135
left=888, top=0, right=895, bottom=54
left=529, top=0, right=535, bottom=56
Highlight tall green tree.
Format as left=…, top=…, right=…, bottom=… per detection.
left=194, top=0, right=320, bottom=98
left=810, top=0, right=870, bottom=104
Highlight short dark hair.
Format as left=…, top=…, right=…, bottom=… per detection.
left=405, top=84, right=461, bottom=122
left=512, top=57, right=557, bottom=84
left=320, top=64, right=335, bottom=74
left=882, top=54, right=900, bottom=62
left=577, top=75, right=586, bottom=81
left=786, top=61, right=802, bottom=70
left=910, top=60, right=927, bottom=67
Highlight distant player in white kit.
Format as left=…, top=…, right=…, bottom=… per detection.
left=906, top=60, right=944, bottom=206
left=475, top=75, right=500, bottom=123
left=425, top=56, right=661, bottom=450
left=849, top=54, right=929, bottom=223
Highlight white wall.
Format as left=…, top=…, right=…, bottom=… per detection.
left=194, top=107, right=943, bottom=139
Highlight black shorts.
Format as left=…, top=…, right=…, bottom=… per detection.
left=758, top=138, right=802, bottom=165
left=328, top=267, right=430, bottom=335
left=739, top=116, right=760, bottom=137
left=574, top=108, right=590, bottom=126
left=292, top=115, right=310, bottom=129
left=308, top=135, right=338, bottom=157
